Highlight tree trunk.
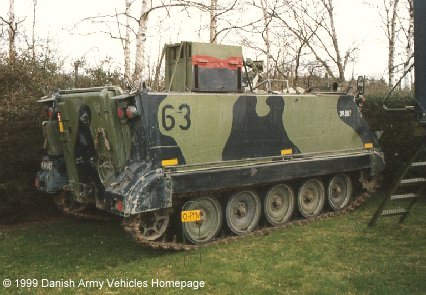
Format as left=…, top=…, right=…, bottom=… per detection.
left=272, top=0, right=345, bottom=83
left=293, top=45, right=303, bottom=88
left=307, top=42, right=335, bottom=79
left=404, top=0, right=414, bottom=89
left=124, top=0, right=131, bottom=82
left=388, top=0, right=400, bottom=86
left=323, top=0, right=344, bottom=81
left=210, top=0, right=218, bottom=43
left=31, top=0, right=37, bottom=62
left=8, top=0, right=16, bottom=63
left=133, top=0, right=149, bottom=84
left=260, top=0, right=271, bottom=80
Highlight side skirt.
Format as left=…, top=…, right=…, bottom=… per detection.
left=169, top=152, right=383, bottom=194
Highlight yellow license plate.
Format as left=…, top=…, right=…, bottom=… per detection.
left=181, top=210, right=201, bottom=222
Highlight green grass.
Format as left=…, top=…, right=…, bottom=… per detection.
left=0, top=195, right=425, bottom=294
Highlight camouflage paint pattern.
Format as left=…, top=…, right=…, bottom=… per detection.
left=157, top=94, right=238, bottom=164
left=283, top=95, right=363, bottom=153
left=101, top=90, right=382, bottom=215
left=37, top=87, right=382, bottom=215
left=52, top=87, right=131, bottom=198
left=151, top=92, right=371, bottom=166
left=42, top=120, right=63, bottom=156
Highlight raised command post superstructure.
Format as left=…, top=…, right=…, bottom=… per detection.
left=36, top=41, right=384, bottom=248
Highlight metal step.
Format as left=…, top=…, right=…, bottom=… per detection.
left=411, top=161, right=426, bottom=167
left=368, top=139, right=426, bottom=227
left=381, top=208, right=408, bottom=216
left=400, top=178, right=426, bottom=185
left=390, top=193, right=421, bottom=200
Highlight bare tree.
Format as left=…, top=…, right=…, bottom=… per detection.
left=131, top=0, right=198, bottom=82
left=73, top=0, right=258, bottom=84
left=7, top=0, right=16, bottom=62
left=124, top=0, right=131, bottom=82
left=31, top=0, right=37, bottom=61
left=402, top=0, right=414, bottom=89
left=74, top=0, right=192, bottom=85
left=0, top=0, right=18, bottom=63
left=271, top=0, right=358, bottom=82
left=260, top=0, right=272, bottom=79
left=287, top=35, right=316, bottom=88
left=380, top=0, right=401, bottom=86
left=238, top=0, right=293, bottom=83
left=132, top=0, right=149, bottom=83
left=125, top=0, right=235, bottom=82
left=210, top=0, right=218, bottom=43
left=193, top=0, right=253, bottom=44
left=320, top=0, right=345, bottom=81
left=268, top=1, right=319, bottom=86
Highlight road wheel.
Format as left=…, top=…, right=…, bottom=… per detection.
left=182, top=197, right=222, bottom=244
left=264, top=184, right=295, bottom=226
left=226, top=190, right=261, bottom=235
left=327, top=174, right=352, bottom=211
left=297, top=179, right=325, bottom=218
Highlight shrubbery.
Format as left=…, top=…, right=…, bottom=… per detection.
left=0, top=53, right=125, bottom=217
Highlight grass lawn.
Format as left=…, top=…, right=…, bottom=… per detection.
left=0, top=194, right=425, bottom=294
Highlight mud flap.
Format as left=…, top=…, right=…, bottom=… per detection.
left=126, top=170, right=172, bottom=214
left=105, top=165, right=172, bottom=215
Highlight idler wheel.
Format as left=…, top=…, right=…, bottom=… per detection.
left=297, top=179, right=325, bottom=218
left=327, top=174, right=352, bottom=211
left=134, top=208, right=170, bottom=241
left=226, top=190, right=261, bottom=235
left=264, top=184, right=295, bottom=226
left=182, top=197, right=222, bottom=244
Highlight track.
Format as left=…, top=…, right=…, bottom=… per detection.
left=60, top=178, right=379, bottom=251
left=122, top=188, right=374, bottom=251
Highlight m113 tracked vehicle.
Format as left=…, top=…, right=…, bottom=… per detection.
left=35, top=41, right=384, bottom=249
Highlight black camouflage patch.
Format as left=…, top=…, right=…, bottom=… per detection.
left=337, top=95, right=379, bottom=146
left=141, top=94, right=186, bottom=166
left=223, top=95, right=299, bottom=160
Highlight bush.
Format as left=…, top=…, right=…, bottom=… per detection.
left=0, top=53, right=125, bottom=213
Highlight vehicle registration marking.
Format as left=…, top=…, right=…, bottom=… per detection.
left=181, top=210, right=201, bottom=222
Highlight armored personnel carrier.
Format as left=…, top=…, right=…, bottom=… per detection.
left=35, top=41, right=384, bottom=249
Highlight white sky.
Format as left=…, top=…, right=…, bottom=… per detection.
left=2, top=0, right=397, bottom=79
